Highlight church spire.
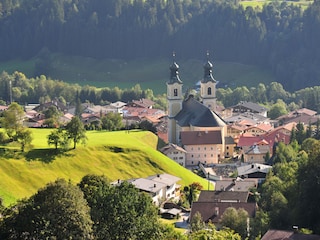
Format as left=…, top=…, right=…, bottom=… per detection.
left=202, top=51, right=216, bottom=83
left=169, top=52, right=182, bottom=84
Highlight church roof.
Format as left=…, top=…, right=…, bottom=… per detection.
left=174, top=96, right=226, bottom=127
left=181, top=130, right=222, bottom=145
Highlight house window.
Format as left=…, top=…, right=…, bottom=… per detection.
left=191, top=155, right=194, bottom=158
left=204, top=147, right=206, bottom=150
left=211, top=154, right=213, bottom=157
left=208, top=87, right=212, bottom=95
left=198, top=147, right=200, bottom=150
left=226, top=146, right=229, bottom=150
left=174, top=89, right=178, bottom=96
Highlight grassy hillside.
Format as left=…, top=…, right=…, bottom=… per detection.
left=0, top=54, right=274, bottom=95
left=0, top=129, right=210, bottom=206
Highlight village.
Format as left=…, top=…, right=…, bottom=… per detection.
left=1, top=57, right=320, bottom=239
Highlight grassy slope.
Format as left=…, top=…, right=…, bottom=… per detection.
left=0, top=129, right=210, bottom=206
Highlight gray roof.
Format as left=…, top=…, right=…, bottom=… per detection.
left=233, top=101, right=268, bottom=113
left=131, top=178, right=167, bottom=193
left=237, top=163, right=272, bottom=176
left=198, top=190, right=249, bottom=203
left=147, top=173, right=181, bottom=186
left=174, top=96, right=226, bottom=127
left=215, top=178, right=258, bottom=192
left=225, top=136, right=235, bottom=145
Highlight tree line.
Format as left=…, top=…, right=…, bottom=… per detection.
left=3, top=71, right=320, bottom=118
left=0, top=0, right=320, bottom=90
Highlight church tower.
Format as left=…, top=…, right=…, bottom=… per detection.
left=200, top=52, right=217, bottom=111
left=167, top=53, right=183, bottom=144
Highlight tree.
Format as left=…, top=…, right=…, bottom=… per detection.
left=0, top=102, right=25, bottom=140
left=267, top=99, right=288, bottom=119
left=79, top=175, right=161, bottom=240
left=16, top=127, right=33, bottom=152
left=190, top=211, right=205, bottom=232
left=101, top=112, right=123, bottom=131
left=219, top=207, right=249, bottom=239
left=66, top=116, right=87, bottom=149
left=47, top=128, right=68, bottom=150
left=43, top=105, right=61, bottom=127
left=189, top=222, right=241, bottom=240
left=0, top=179, right=93, bottom=239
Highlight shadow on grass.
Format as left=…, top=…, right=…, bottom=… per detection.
left=25, top=148, right=74, bottom=163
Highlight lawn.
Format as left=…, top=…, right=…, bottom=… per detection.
left=0, top=129, right=210, bottom=206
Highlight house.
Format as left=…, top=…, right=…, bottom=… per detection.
left=189, top=201, right=256, bottom=225
left=225, top=136, right=236, bottom=158
left=276, top=108, right=318, bottom=126
left=237, top=163, right=272, bottom=183
left=128, top=178, right=167, bottom=206
left=112, top=173, right=181, bottom=206
left=110, top=101, right=127, bottom=114
left=228, top=101, right=268, bottom=117
left=242, top=144, right=270, bottom=164
left=181, top=130, right=223, bottom=165
left=34, top=100, right=68, bottom=113
left=147, top=173, right=181, bottom=200
left=160, top=143, right=187, bottom=166
left=224, top=112, right=269, bottom=125
left=215, top=178, right=258, bottom=192
left=197, top=190, right=249, bottom=203
left=245, top=123, right=273, bottom=136
left=128, top=98, right=155, bottom=109
left=261, top=229, right=320, bottom=240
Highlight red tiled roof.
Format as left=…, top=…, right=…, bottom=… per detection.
left=262, top=229, right=320, bottom=240
left=237, top=136, right=264, bottom=147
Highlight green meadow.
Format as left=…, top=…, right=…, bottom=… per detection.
left=0, top=54, right=274, bottom=95
left=0, top=129, right=210, bottom=206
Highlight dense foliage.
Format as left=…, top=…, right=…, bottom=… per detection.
left=0, top=179, right=94, bottom=239
left=257, top=137, right=320, bottom=235
left=0, top=175, right=187, bottom=239
left=0, top=0, right=320, bottom=90
left=4, top=71, right=320, bottom=115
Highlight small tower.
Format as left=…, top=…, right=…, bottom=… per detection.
left=167, top=53, right=183, bottom=144
left=200, top=52, right=217, bottom=111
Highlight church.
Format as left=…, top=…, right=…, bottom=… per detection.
left=166, top=53, right=229, bottom=166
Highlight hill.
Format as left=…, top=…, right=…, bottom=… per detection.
left=0, top=129, right=210, bottom=206
left=0, top=54, right=274, bottom=95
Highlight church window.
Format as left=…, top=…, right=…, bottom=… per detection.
left=208, top=87, right=212, bottom=95
left=174, top=89, right=178, bottom=96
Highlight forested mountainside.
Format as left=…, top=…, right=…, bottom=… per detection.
left=0, top=0, right=320, bottom=90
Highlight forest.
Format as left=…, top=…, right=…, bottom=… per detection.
left=0, top=0, right=320, bottom=91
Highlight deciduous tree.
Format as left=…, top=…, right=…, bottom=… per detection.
left=0, top=179, right=93, bottom=239
left=66, top=116, right=87, bottom=149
